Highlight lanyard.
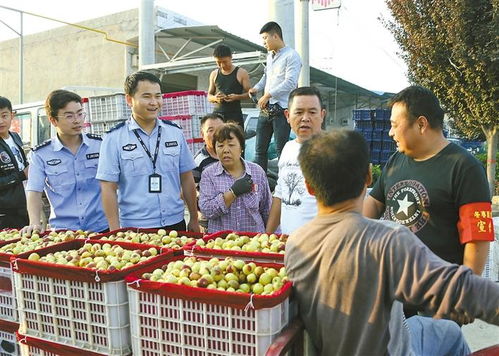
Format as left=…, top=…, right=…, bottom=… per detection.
left=133, top=126, right=162, bottom=172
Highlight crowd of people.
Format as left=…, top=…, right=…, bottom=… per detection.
left=0, top=20, right=497, bottom=356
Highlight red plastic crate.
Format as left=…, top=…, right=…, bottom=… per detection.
left=88, top=227, right=204, bottom=254
left=184, top=231, right=286, bottom=263
left=17, top=332, right=111, bottom=356
left=0, top=320, right=19, bottom=356
left=126, top=255, right=291, bottom=356
left=12, top=240, right=173, bottom=355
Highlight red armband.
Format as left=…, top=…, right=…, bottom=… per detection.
left=457, top=202, right=494, bottom=244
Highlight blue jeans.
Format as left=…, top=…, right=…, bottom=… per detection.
left=407, top=316, right=471, bottom=356
left=254, top=111, right=290, bottom=172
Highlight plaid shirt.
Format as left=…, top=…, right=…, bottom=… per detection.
left=199, top=159, right=272, bottom=233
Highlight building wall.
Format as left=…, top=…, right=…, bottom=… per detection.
left=0, top=9, right=140, bottom=104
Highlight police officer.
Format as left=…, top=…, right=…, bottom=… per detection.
left=0, top=96, right=29, bottom=229
left=22, top=90, right=108, bottom=234
left=97, top=71, right=200, bottom=232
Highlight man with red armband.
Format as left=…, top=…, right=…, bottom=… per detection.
left=364, top=86, right=493, bottom=313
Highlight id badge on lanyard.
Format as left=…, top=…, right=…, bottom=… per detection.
left=149, top=173, right=162, bottom=193
left=134, top=127, right=163, bottom=194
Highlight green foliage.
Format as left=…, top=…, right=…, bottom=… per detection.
left=370, top=164, right=382, bottom=188
left=383, top=0, right=498, bottom=138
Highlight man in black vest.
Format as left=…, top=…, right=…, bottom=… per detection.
left=0, top=96, right=28, bottom=229
left=208, top=44, right=251, bottom=129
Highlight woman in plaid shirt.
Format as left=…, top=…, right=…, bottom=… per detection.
left=199, top=123, right=272, bottom=233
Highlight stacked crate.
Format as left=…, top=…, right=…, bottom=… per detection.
left=0, top=233, right=21, bottom=356
left=88, top=93, right=131, bottom=135
left=353, top=109, right=395, bottom=165
left=160, top=91, right=211, bottom=154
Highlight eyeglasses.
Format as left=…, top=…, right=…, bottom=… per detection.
left=57, top=111, right=87, bottom=121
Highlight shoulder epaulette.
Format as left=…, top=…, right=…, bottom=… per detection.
left=86, top=133, right=102, bottom=141
left=32, top=139, right=52, bottom=151
left=106, top=121, right=126, bottom=134
left=159, top=119, right=182, bottom=130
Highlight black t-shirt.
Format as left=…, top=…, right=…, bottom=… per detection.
left=371, top=143, right=490, bottom=264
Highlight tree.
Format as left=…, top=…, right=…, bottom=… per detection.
left=383, top=0, right=499, bottom=195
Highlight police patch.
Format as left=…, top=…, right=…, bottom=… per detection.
left=0, top=152, right=11, bottom=164
left=165, top=141, right=178, bottom=148
left=86, top=153, right=99, bottom=160
left=46, top=159, right=62, bottom=166
left=122, top=144, right=137, bottom=151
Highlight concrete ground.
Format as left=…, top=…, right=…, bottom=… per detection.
left=462, top=318, right=499, bottom=352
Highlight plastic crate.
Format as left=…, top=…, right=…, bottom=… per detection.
left=89, top=94, right=131, bottom=123
left=90, top=120, right=126, bottom=135
left=184, top=231, right=286, bottom=263
left=0, top=320, right=19, bottom=356
left=88, top=227, right=204, bottom=253
left=159, top=116, right=193, bottom=140
left=374, top=120, right=389, bottom=130
left=126, top=255, right=291, bottom=356
left=161, top=91, right=209, bottom=116
left=352, top=110, right=371, bottom=120
left=0, top=330, right=18, bottom=356
left=371, top=139, right=383, bottom=151
left=186, top=138, right=204, bottom=156
left=12, top=240, right=173, bottom=355
left=374, top=109, right=391, bottom=120
left=370, top=149, right=381, bottom=165
left=17, top=333, right=108, bottom=356
left=0, top=266, right=17, bottom=323
left=382, top=140, right=397, bottom=152
left=353, top=120, right=372, bottom=131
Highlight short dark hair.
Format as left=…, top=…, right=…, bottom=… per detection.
left=288, top=86, right=324, bottom=110
left=213, top=45, right=232, bottom=58
left=124, top=71, right=161, bottom=96
left=389, top=85, right=445, bottom=128
left=212, top=122, right=245, bottom=151
left=201, top=113, right=224, bottom=129
left=260, top=21, right=283, bottom=40
left=45, top=90, right=82, bottom=119
left=0, top=96, right=13, bottom=112
left=299, top=130, right=369, bottom=206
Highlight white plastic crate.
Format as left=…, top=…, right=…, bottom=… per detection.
left=89, top=94, right=131, bottom=123
left=15, top=275, right=131, bottom=355
left=90, top=120, right=126, bottom=136
left=17, top=333, right=107, bottom=356
left=161, top=91, right=209, bottom=116
left=128, top=287, right=289, bottom=356
left=0, top=266, right=17, bottom=322
left=0, top=330, right=18, bottom=356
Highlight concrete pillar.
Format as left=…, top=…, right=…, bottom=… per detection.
left=295, top=0, right=310, bottom=86
left=139, top=0, right=155, bottom=68
left=268, top=0, right=295, bottom=49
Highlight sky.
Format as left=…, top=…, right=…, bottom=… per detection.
left=0, top=0, right=409, bottom=93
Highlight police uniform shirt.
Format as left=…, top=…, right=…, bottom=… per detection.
left=96, top=117, right=196, bottom=228
left=26, top=134, right=108, bottom=232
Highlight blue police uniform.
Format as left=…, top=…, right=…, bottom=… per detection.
left=26, top=133, right=108, bottom=232
left=96, top=117, right=196, bottom=228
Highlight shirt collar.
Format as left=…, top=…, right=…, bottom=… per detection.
left=128, top=116, right=159, bottom=135
left=213, top=158, right=250, bottom=176
left=272, top=46, right=287, bottom=57
left=53, top=134, right=86, bottom=152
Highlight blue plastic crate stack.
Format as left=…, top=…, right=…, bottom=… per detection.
left=353, top=109, right=396, bottom=165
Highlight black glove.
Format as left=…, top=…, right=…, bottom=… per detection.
left=230, top=174, right=253, bottom=197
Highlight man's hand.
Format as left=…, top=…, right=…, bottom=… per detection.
left=215, top=92, right=226, bottom=103
left=258, top=93, right=271, bottom=110
left=187, top=219, right=201, bottom=233
left=230, top=174, right=253, bottom=197
left=248, top=88, right=258, bottom=96
left=224, top=94, right=238, bottom=102
left=20, top=223, right=45, bottom=236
